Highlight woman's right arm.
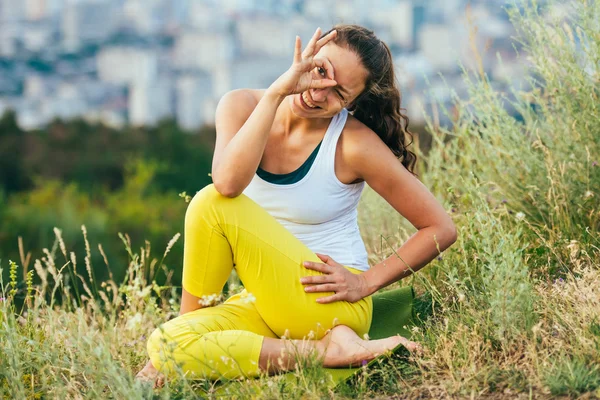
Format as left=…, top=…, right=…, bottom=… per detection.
left=211, top=88, right=285, bottom=197
left=211, top=27, right=338, bottom=197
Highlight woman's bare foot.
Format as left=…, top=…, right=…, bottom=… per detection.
left=318, top=325, right=420, bottom=368
left=135, top=360, right=165, bottom=388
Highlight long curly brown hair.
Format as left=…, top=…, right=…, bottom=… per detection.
left=323, top=25, right=417, bottom=174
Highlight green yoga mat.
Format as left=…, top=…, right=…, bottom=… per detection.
left=212, top=286, right=415, bottom=395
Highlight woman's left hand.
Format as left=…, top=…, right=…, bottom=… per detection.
left=300, top=253, right=370, bottom=304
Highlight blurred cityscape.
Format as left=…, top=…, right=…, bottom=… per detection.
left=0, top=0, right=558, bottom=131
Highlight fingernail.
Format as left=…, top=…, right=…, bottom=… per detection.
left=303, top=261, right=309, bottom=266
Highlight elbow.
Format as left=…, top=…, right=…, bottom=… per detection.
left=212, top=177, right=244, bottom=198
left=440, top=220, right=458, bottom=251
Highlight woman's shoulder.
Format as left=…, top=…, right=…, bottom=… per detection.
left=215, top=89, right=267, bottom=127
left=217, top=88, right=265, bottom=109
left=340, top=113, right=387, bottom=153
left=337, top=113, right=396, bottom=181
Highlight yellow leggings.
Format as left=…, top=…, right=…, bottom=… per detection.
left=147, top=184, right=372, bottom=380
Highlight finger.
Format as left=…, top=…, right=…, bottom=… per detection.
left=314, top=29, right=337, bottom=54
left=302, top=27, right=322, bottom=58
left=293, top=36, right=302, bottom=63
left=304, top=284, right=337, bottom=293
left=303, top=261, right=332, bottom=273
left=315, top=253, right=330, bottom=263
left=315, top=252, right=342, bottom=267
left=309, top=79, right=337, bottom=90
left=317, top=293, right=345, bottom=304
left=300, top=274, right=333, bottom=285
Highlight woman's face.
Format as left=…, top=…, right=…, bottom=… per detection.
left=289, top=43, right=369, bottom=119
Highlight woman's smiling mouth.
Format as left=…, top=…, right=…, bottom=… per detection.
left=300, top=92, right=320, bottom=109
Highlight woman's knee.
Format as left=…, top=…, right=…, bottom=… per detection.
left=147, top=326, right=171, bottom=373
left=185, top=183, right=249, bottom=223
left=189, top=184, right=221, bottom=207
left=147, top=322, right=193, bottom=376
left=185, top=184, right=223, bottom=222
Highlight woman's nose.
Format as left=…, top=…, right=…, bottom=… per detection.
left=310, top=88, right=329, bottom=103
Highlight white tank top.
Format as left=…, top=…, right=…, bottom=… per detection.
left=243, top=108, right=370, bottom=271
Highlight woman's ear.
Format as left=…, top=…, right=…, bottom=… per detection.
left=347, top=91, right=368, bottom=112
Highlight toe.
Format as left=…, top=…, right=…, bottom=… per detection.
left=397, top=336, right=422, bottom=353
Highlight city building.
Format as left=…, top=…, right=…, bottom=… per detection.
left=0, top=0, right=531, bottom=131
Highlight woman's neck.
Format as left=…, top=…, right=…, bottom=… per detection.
left=278, top=96, right=333, bottom=138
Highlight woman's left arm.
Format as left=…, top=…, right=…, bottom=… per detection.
left=357, top=125, right=457, bottom=295
left=301, top=124, right=457, bottom=303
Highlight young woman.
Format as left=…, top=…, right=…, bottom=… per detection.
left=137, top=25, right=456, bottom=382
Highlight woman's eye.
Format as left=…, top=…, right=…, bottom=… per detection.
left=317, top=67, right=326, bottom=77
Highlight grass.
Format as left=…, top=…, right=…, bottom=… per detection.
left=1, top=0, right=600, bottom=398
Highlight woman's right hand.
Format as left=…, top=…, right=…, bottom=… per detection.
left=268, top=28, right=338, bottom=98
